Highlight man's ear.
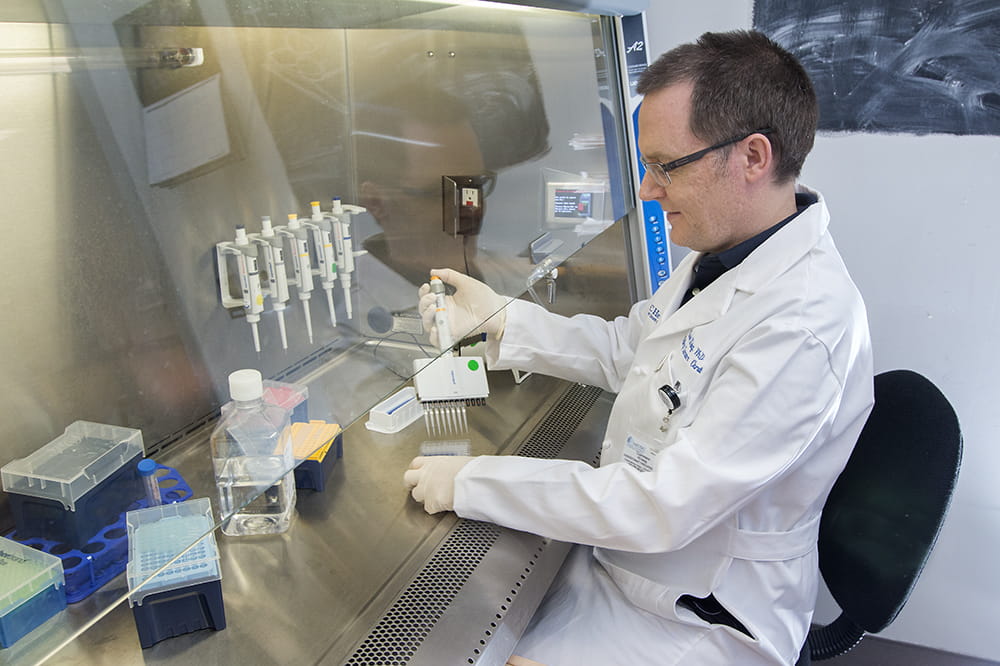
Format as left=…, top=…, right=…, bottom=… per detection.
left=742, top=132, right=774, bottom=183
left=359, top=181, right=387, bottom=221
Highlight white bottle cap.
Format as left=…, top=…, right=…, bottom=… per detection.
left=229, top=369, right=263, bottom=401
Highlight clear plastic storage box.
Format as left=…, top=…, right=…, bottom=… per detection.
left=1, top=421, right=145, bottom=547
left=0, top=538, right=66, bottom=648
left=126, top=497, right=225, bottom=647
left=126, top=497, right=220, bottom=605
left=125, top=497, right=226, bottom=648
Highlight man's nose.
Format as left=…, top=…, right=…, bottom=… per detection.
left=638, top=170, right=665, bottom=201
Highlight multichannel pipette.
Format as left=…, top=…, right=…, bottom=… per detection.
left=276, top=213, right=315, bottom=344
left=250, top=216, right=291, bottom=350
left=304, top=201, right=338, bottom=327
left=215, top=225, right=265, bottom=352
left=412, top=275, right=489, bottom=435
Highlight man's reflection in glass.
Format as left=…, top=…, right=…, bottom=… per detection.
left=355, top=87, right=489, bottom=286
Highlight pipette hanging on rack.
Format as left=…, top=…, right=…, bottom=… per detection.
left=215, top=225, right=265, bottom=352
left=249, top=216, right=291, bottom=350
left=329, top=197, right=367, bottom=320
left=275, top=213, right=315, bottom=344
left=303, top=201, right=338, bottom=327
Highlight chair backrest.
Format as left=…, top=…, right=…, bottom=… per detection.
left=818, top=369, right=962, bottom=633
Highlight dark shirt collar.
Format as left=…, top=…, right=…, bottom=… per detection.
left=682, top=192, right=818, bottom=305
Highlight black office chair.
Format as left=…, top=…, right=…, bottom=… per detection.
left=796, top=369, right=962, bottom=664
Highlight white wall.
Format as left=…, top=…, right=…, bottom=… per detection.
left=645, top=2, right=1000, bottom=661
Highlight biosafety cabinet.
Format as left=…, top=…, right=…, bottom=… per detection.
left=0, top=0, right=647, bottom=663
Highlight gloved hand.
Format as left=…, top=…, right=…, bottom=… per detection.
left=403, top=455, right=474, bottom=514
left=418, top=268, right=507, bottom=349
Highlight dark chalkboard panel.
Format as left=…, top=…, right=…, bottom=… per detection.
left=754, top=0, right=1000, bottom=135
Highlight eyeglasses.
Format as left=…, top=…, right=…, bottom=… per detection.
left=640, top=128, right=773, bottom=187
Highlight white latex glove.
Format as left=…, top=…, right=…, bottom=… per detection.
left=403, top=455, right=474, bottom=514
left=418, top=268, right=507, bottom=349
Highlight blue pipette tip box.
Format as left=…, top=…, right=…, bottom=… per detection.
left=126, top=497, right=225, bottom=648
left=290, top=421, right=342, bottom=492
left=0, top=538, right=67, bottom=648
left=1, top=421, right=145, bottom=548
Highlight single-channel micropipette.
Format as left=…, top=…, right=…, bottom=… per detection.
left=331, top=197, right=366, bottom=320
left=215, top=225, right=265, bottom=352
left=304, top=201, right=338, bottom=327
left=276, top=213, right=315, bottom=344
left=250, top=215, right=290, bottom=350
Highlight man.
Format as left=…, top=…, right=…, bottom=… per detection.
left=404, top=30, right=873, bottom=665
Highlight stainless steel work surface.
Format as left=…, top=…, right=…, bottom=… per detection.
left=34, top=371, right=611, bottom=666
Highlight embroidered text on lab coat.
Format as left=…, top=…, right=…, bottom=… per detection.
left=681, top=332, right=706, bottom=373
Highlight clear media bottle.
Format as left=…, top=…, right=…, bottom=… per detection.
left=211, top=369, right=296, bottom=536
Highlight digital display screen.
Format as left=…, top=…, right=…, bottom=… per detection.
left=553, top=189, right=593, bottom=218
left=544, top=181, right=606, bottom=227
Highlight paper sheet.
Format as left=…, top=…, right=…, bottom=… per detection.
left=144, top=73, right=230, bottom=185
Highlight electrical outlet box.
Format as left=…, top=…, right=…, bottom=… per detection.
left=442, top=174, right=494, bottom=237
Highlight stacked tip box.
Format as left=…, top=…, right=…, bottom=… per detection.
left=1, top=421, right=145, bottom=549
left=263, top=379, right=309, bottom=423
left=0, top=539, right=66, bottom=648
left=290, top=421, right=342, bottom=492
left=221, top=379, right=309, bottom=423
left=126, top=497, right=225, bottom=648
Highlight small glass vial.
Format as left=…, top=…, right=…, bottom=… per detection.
left=138, top=458, right=162, bottom=507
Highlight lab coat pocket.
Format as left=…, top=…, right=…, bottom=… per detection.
left=593, top=548, right=733, bottom=627
left=643, top=353, right=689, bottom=439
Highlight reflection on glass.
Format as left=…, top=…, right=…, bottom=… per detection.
left=0, top=3, right=630, bottom=662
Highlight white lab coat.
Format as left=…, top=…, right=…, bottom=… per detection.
left=453, top=186, right=874, bottom=665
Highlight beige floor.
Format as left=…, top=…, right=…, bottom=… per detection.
left=832, top=637, right=998, bottom=666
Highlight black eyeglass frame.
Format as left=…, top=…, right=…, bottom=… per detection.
left=640, top=128, right=773, bottom=186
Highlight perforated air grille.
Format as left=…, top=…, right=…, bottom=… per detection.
left=345, top=383, right=604, bottom=665
left=346, top=520, right=501, bottom=665
left=516, top=384, right=602, bottom=462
